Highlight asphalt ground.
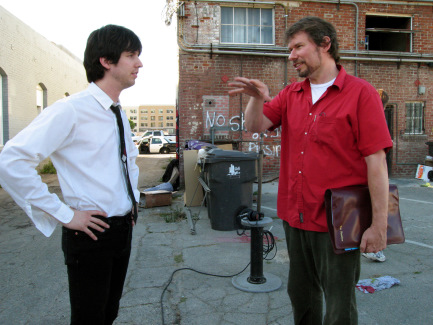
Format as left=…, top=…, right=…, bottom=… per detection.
left=0, top=175, right=432, bottom=325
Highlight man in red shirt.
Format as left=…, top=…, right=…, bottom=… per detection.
left=229, top=16, right=392, bottom=324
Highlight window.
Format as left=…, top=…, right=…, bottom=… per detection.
left=151, top=109, right=155, bottom=113
left=151, top=116, right=155, bottom=121
left=167, top=109, right=174, bottom=114
left=152, top=138, right=162, bottom=144
left=167, top=123, right=174, bottom=127
left=0, top=72, right=4, bottom=145
left=158, top=116, right=164, bottom=121
left=159, top=109, right=164, bottom=114
left=158, top=122, right=164, bottom=127
left=151, top=122, right=156, bottom=127
left=166, top=116, right=173, bottom=120
left=365, top=15, right=413, bottom=52
left=36, top=83, right=47, bottom=114
left=405, top=102, right=424, bottom=134
left=221, top=7, right=273, bottom=45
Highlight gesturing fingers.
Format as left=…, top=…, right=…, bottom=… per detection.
left=228, top=78, right=260, bottom=96
left=228, top=77, right=272, bottom=102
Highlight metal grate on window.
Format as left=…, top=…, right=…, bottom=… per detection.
left=405, top=102, right=424, bottom=134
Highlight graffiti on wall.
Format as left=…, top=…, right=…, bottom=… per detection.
left=205, top=109, right=281, bottom=157
left=202, top=95, right=281, bottom=157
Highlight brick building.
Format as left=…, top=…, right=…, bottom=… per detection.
left=0, top=6, right=87, bottom=148
left=125, top=104, right=176, bottom=135
left=174, top=0, right=433, bottom=181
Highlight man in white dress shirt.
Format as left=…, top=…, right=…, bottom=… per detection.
left=0, top=24, right=143, bottom=324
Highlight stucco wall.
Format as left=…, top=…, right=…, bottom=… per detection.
left=0, top=5, right=88, bottom=145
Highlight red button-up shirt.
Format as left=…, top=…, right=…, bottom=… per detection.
left=263, top=66, right=393, bottom=232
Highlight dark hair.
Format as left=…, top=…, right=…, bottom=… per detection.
left=285, top=16, right=340, bottom=63
left=84, top=24, right=142, bottom=82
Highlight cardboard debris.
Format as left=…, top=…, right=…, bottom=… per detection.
left=142, top=190, right=172, bottom=208
left=183, top=150, right=203, bottom=207
left=415, top=164, right=433, bottom=181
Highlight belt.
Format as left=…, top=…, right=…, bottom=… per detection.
left=93, top=212, right=132, bottom=226
left=93, top=212, right=133, bottom=246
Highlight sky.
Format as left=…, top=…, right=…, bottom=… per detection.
left=0, top=0, right=178, bottom=106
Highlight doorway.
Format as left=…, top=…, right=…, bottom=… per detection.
left=384, top=104, right=395, bottom=175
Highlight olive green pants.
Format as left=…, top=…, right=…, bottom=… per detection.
left=283, top=221, right=360, bottom=325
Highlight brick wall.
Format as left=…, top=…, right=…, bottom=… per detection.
left=178, top=0, right=433, bottom=182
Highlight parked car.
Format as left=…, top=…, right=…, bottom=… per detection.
left=138, top=137, right=176, bottom=154
left=142, top=130, right=176, bottom=142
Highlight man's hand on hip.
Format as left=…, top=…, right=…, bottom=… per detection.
left=61, top=209, right=109, bottom=241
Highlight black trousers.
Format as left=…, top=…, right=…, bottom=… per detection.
left=62, top=214, right=132, bottom=325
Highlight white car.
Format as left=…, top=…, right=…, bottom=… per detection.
left=131, top=132, right=141, bottom=143
left=138, top=136, right=176, bottom=154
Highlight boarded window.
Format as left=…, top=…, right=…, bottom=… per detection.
left=365, top=15, right=413, bottom=52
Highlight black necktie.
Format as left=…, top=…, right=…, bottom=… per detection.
left=110, top=104, right=138, bottom=222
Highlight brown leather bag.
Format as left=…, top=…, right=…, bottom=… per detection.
left=325, top=184, right=405, bottom=254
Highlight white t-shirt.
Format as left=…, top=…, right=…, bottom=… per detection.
left=311, top=78, right=336, bottom=104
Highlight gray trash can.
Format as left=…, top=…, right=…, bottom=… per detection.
left=202, top=149, right=258, bottom=231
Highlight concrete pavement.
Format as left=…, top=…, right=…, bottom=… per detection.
left=0, top=177, right=432, bottom=324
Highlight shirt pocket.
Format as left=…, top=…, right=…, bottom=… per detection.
left=311, top=117, right=337, bottom=145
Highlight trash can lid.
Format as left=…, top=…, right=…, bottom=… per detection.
left=203, top=148, right=258, bottom=163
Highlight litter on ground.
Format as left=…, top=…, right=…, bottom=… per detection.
left=356, top=276, right=400, bottom=293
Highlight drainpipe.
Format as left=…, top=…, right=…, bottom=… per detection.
left=178, top=36, right=433, bottom=63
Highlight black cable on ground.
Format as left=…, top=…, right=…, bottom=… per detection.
left=160, top=262, right=250, bottom=325
left=160, top=229, right=278, bottom=324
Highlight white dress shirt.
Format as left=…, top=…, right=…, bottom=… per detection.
left=0, top=83, right=140, bottom=237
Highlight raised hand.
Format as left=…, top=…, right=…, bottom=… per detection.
left=228, top=77, right=272, bottom=102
